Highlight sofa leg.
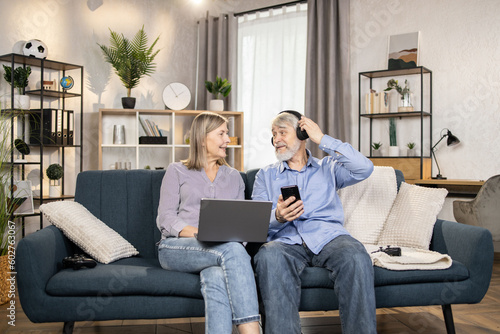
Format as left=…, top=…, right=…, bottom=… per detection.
left=63, top=321, right=75, bottom=334
left=441, top=304, right=456, bottom=334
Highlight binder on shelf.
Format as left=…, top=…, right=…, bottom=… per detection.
left=62, top=110, right=68, bottom=145
left=56, top=109, right=63, bottom=145
left=29, top=109, right=58, bottom=145
left=50, top=109, right=57, bottom=143
left=68, top=110, right=74, bottom=145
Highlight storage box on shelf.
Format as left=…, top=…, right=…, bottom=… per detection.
left=358, top=66, right=432, bottom=182
left=99, top=109, right=244, bottom=171
left=0, top=53, right=83, bottom=232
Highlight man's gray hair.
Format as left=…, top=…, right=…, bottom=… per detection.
left=271, top=112, right=298, bottom=130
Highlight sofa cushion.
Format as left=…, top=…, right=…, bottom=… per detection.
left=378, top=182, right=448, bottom=249
left=46, top=257, right=203, bottom=299
left=299, top=260, right=469, bottom=289
left=340, top=166, right=397, bottom=244
left=40, top=201, right=139, bottom=264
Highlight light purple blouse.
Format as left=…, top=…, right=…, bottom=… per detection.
left=156, top=162, right=245, bottom=238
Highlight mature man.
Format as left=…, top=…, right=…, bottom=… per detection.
left=252, top=110, right=376, bottom=334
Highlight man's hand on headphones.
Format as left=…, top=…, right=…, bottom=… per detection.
left=298, top=116, right=324, bottom=144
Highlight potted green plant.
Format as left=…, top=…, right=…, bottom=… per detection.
left=371, top=142, right=382, bottom=157
left=388, top=117, right=399, bottom=156
left=407, top=142, right=416, bottom=157
left=98, top=25, right=160, bottom=109
left=46, top=163, right=63, bottom=197
left=3, top=65, right=31, bottom=109
left=205, top=76, right=231, bottom=111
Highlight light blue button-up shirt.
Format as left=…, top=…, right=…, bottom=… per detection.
left=252, top=135, right=374, bottom=254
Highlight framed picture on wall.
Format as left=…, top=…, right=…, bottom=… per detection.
left=387, top=32, right=420, bottom=70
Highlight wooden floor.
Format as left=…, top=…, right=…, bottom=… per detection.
left=1, top=256, right=499, bottom=333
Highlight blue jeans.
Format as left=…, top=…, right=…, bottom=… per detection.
left=158, top=238, right=260, bottom=333
left=254, top=235, right=376, bottom=334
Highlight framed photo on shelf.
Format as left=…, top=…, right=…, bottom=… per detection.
left=6, top=180, right=35, bottom=215
left=387, top=32, right=420, bottom=70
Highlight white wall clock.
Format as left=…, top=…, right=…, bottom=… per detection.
left=163, top=82, right=191, bottom=110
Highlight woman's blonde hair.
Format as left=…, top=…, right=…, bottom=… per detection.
left=182, top=112, right=229, bottom=170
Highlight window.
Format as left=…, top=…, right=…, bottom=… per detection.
left=237, top=4, right=307, bottom=170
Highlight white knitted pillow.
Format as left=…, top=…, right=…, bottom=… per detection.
left=40, top=201, right=139, bottom=264
left=378, top=182, right=448, bottom=250
left=340, top=166, right=397, bottom=244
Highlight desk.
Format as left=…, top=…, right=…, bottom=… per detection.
left=412, top=179, right=485, bottom=197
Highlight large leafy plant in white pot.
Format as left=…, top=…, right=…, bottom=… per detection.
left=205, top=76, right=231, bottom=111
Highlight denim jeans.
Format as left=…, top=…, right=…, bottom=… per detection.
left=254, top=235, right=376, bottom=334
left=158, top=238, right=260, bottom=334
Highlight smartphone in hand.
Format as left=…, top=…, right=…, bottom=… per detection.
left=281, top=185, right=301, bottom=204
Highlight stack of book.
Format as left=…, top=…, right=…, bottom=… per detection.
left=365, top=91, right=389, bottom=114
left=139, top=116, right=168, bottom=144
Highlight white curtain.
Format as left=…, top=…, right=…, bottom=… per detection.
left=237, top=4, right=307, bottom=171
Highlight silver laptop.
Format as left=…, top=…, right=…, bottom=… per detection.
left=196, top=198, right=272, bottom=242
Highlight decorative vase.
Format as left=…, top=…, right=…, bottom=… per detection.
left=398, top=92, right=414, bottom=112
left=121, top=97, right=136, bottom=109
left=113, top=125, right=126, bottom=144
left=209, top=99, right=224, bottom=112
left=388, top=146, right=400, bottom=157
left=49, top=184, right=61, bottom=198
left=14, top=94, right=30, bottom=110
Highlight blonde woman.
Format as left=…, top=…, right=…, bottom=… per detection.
left=157, top=112, right=260, bottom=334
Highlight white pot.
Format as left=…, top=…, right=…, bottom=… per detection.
left=49, top=185, right=61, bottom=198
left=388, top=146, right=400, bottom=157
left=209, top=99, right=224, bottom=112
left=407, top=148, right=416, bottom=157
left=14, top=94, right=30, bottom=110
left=372, top=150, right=382, bottom=157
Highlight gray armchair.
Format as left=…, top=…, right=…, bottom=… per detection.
left=453, top=174, right=500, bottom=251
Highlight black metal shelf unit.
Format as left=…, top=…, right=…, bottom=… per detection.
left=0, top=53, right=84, bottom=233
left=358, top=66, right=433, bottom=179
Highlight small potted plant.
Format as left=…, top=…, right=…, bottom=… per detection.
left=407, top=142, right=416, bottom=157
left=46, top=163, right=63, bottom=197
left=3, top=65, right=31, bottom=109
left=98, top=25, right=160, bottom=109
left=205, top=76, right=231, bottom=111
left=371, top=142, right=382, bottom=157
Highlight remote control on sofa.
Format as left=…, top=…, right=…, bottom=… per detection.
left=63, top=254, right=97, bottom=270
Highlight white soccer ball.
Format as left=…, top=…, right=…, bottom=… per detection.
left=23, top=39, right=48, bottom=59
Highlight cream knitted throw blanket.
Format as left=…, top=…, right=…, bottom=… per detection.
left=364, top=245, right=452, bottom=270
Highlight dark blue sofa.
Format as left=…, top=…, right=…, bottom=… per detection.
left=16, top=169, right=494, bottom=334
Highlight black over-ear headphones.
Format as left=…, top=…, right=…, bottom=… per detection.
left=271, top=110, right=309, bottom=145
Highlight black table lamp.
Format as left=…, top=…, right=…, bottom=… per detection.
left=431, top=129, right=460, bottom=179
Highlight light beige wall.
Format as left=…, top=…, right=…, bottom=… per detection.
left=350, top=0, right=500, bottom=181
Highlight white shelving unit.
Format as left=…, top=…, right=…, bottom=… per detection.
left=99, top=109, right=244, bottom=171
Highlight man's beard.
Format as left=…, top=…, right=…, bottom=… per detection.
left=275, top=139, right=302, bottom=162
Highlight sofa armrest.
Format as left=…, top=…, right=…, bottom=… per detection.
left=431, top=219, right=494, bottom=301
left=16, top=225, right=75, bottom=322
